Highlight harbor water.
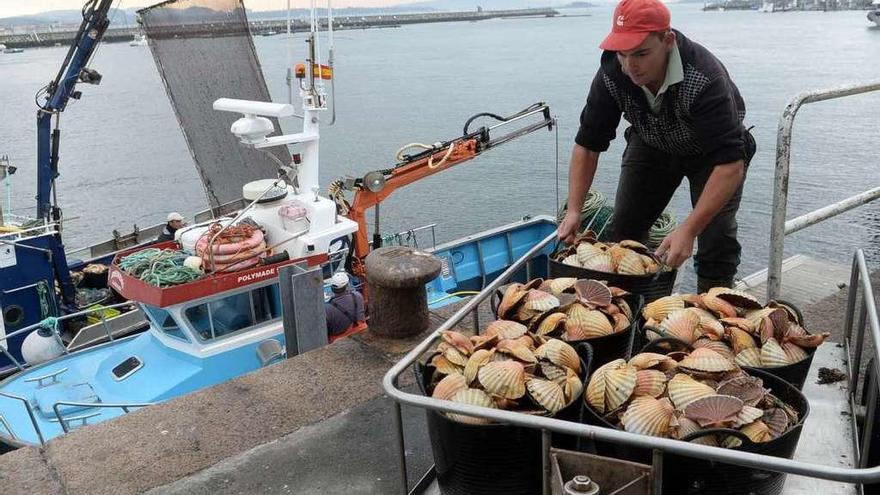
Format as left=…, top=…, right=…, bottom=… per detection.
left=1, top=4, right=878, bottom=289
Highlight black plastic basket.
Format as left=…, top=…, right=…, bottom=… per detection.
left=548, top=258, right=676, bottom=306
left=580, top=367, right=810, bottom=495
left=415, top=343, right=593, bottom=495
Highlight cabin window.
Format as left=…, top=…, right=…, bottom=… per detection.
left=186, top=284, right=281, bottom=342
left=143, top=305, right=190, bottom=343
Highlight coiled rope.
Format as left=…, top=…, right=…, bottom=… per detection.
left=119, top=248, right=202, bottom=287
left=648, top=211, right=676, bottom=248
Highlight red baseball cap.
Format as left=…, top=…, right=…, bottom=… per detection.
left=600, top=0, right=671, bottom=52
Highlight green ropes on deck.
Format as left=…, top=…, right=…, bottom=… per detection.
left=558, top=191, right=676, bottom=247
left=119, top=248, right=202, bottom=287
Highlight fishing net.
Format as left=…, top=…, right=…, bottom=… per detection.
left=139, top=0, right=288, bottom=208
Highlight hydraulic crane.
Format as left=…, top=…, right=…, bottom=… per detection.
left=329, top=103, right=555, bottom=279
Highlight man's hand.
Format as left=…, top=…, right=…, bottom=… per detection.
left=558, top=211, right=581, bottom=245
left=654, top=226, right=696, bottom=268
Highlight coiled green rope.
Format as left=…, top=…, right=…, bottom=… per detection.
left=119, top=248, right=202, bottom=287
left=648, top=211, right=676, bottom=248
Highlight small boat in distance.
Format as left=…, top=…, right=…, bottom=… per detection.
left=129, top=34, right=147, bottom=46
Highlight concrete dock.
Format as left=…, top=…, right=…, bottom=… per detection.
left=0, top=258, right=875, bottom=494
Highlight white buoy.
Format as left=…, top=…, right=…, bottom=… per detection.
left=21, top=328, right=65, bottom=365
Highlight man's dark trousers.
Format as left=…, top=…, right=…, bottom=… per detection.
left=609, top=128, right=756, bottom=292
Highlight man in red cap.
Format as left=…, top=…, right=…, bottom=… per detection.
left=558, top=0, right=755, bottom=293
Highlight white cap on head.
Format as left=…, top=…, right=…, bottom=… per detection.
left=167, top=212, right=184, bottom=222
left=330, top=272, right=349, bottom=289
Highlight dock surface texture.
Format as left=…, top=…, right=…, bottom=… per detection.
left=0, top=256, right=876, bottom=495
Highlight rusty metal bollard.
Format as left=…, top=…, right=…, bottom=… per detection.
left=365, top=246, right=442, bottom=338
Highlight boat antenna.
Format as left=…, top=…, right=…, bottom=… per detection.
left=327, top=0, right=337, bottom=125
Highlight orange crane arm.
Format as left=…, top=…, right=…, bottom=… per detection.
left=334, top=102, right=554, bottom=279
left=348, top=138, right=479, bottom=265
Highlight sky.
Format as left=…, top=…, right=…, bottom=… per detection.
left=0, top=0, right=413, bottom=18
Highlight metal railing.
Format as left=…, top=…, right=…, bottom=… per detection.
left=52, top=400, right=152, bottom=433
left=382, top=233, right=880, bottom=494
left=766, top=81, right=880, bottom=300
left=0, top=302, right=134, bottom=373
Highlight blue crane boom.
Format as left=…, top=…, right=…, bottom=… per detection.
left=36, top=0, right=114, bottom=221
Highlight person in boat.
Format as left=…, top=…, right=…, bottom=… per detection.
left=157, top=212, right=185, bottom=242
left=558, top=0, right=756, bottom=293
left=325, top=272, right=365, bottom=336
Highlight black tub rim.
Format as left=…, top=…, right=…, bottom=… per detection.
left=548, top=256, right=678, bottom=283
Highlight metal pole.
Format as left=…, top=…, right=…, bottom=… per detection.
left=785, top=187, right=880, bottom=235
left=392, top=400, right=409, bottom=495
left=542, top=429, right=551, bottom=495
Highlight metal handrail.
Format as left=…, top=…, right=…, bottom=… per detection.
left=0, top=391, right=45, bottom=445
left=382, top=234, right=880, bottom=494
left=52, top=400, right=153, bottom=433
left=766, top=81, right=880, bottom=300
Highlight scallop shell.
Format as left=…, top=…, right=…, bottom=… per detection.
left=576, top=242, right=605, bottom=265
left=763, top=408, right=790, bottom=438
left=447, top=388, right=496, bottom=424
left=573, top=279, right=613, bottom=308
left=463, top=349, right=495, bottom=384
left=692, top=339, right=735, bottom=361
left=617, top=250, right=647, bottom=276
left=585, top=359, right=626, bottom=413
left=786, top=332, right=829, bottom=349
left=667, top=373, right=716, bottom=410
left=612, top=313, right=630, bottom=333
left=782, top=342, right=809, bottom=364
left=728, top=327, right=757, bottom=355
left=733, top=405, right=765, bottom=428
left=716, top=375, right=766, bottom=407
left=470, top=334, right=499, bottom=351
left=432, top=373, right=468, bottom=400
left=431, top=354, right=463, bottom=376
left=565, top=306, right=614, bottom=340
left=720, top=316, right=756, bottom=334
left=633, top=369, right=668, bottom=398
left=673, top=416, right=719, bottom=446
left=478, top=360, right=526, bottom=399
left=485, top=320, right=528, bottom=340
left=659, top=309, right=701, bottom=344
left=711, top=287, right=763, bottom=310
left=527, top=377, right=566, bottom=414
left=760, top=338, right=791, bottom=368
left=444, top=346, right=469, bottom=367
left=694, top=312, right=725, bottom=340
left=523, top=289, right=561, bottom=313
left=628, top=352, right=675, bottom=370
left=621, top=396, right=675, bottom=437
left=618, top=239, right=650, bottom=252
left=643, top=295, right=685, bottom=322
left=562, top=254, right=581, bottom=267
left=734, top=347, right=763, bottom=367
left=604, top=365, right=638, bottom=411
left=683, top=394, right=744, bottom=428
left=441, top=330, right=474, bottom=355
left=581, top=252, right=615, bottom=273
left=531, top=311, right=567, bottom=337
left=616, top=299, right=633, bottom=321
left=701, top=292, right=738, bottom=318
left=547, top=277, right=578, bottom=296
left=606, top=245, right=632, bottom=269
left=563, top=368, right=584, bottom=403
left=497, top=284, right=527, bottom=319
left=540, top=362, right=568, bottom=384
left=740, top=420, right=773, bottom=443
left=496, top=339, right=537, bottom=364
left=678, top=348, right=737, bottom=373
left=535, top=339, right=581, bottom=373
